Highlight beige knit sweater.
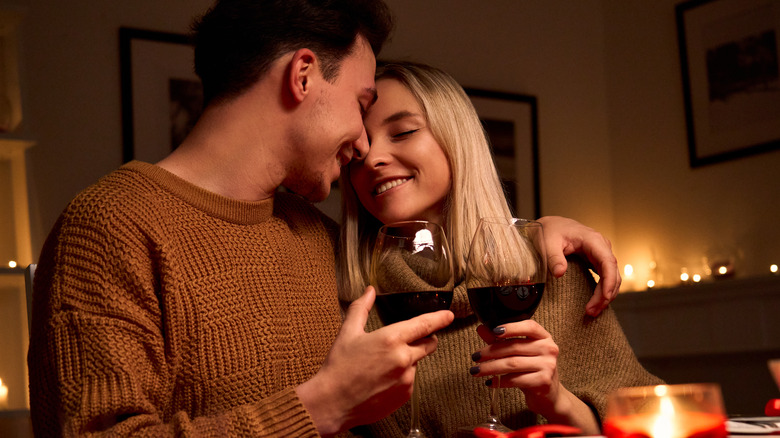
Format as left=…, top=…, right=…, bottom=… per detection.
left=351, top=258, right=663, bottom=437
left=28, top=161, right=343, bottom=437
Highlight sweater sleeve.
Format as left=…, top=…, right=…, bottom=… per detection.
left=28, top=196, right=321, bottom=437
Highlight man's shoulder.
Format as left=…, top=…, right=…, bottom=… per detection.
left=61, top=165, right=165, bottom=225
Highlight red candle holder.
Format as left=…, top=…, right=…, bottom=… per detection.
left=604, top=384, right=727, bottom=438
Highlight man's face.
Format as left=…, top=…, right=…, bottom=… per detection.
left=284, top=36, right=376, bottom=202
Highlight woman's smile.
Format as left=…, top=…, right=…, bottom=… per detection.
left=375, top=177, right=412, bottom=195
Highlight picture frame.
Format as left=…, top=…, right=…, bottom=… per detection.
left=119, top=27, right=201, bottom=163
left=676, top=0, right=780, bottom=167
left=464, top=87, right=540, bottom=219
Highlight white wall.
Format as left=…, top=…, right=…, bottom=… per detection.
left=13, top=0, right=780, bottom=288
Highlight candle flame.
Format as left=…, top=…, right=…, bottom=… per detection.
left=652, top=396, right=676, bottom=438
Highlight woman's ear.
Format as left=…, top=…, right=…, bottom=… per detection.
left=288, top=48, right=317, bottom=103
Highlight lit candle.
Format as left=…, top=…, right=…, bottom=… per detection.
left=0, top=378, right=8, bottom=409
left=605, top=385, right=727, bottom=438
left=604, top=407, right=726, bottom=438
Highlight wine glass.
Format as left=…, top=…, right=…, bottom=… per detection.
left=460, top=217, right=547, bottom=435
left=371, top=220, right=455, bottom=438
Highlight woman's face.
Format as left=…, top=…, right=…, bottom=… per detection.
left=349, top=78, right=452, bottom=225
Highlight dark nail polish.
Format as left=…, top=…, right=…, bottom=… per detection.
left=485, top=379, right=493, bottom=387
left=493, top=326, right=506, bottom=335
left=471, top=351, right=481, bottom=361
left=469, top=366, right=480, bottom=375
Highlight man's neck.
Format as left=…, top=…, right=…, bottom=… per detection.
left=157, top=88, right=288, bottom=202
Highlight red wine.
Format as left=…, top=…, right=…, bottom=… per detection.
left=467, top=283, right=545, bottom=329
left=375, top=291, right=454, bottom=325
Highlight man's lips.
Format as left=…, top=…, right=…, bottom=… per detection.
left=375, top=177, right=411, bottom=195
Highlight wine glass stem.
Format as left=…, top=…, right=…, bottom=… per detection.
left=488, top=374, right=501, bottom=424
left=407, top=365, right=424, bottom=438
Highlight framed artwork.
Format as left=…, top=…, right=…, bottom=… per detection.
left=676, top=0, right=780, bottom=167
left=119, top=27, right=202, bottom=163
left=465, top=88, right=540, bottom=219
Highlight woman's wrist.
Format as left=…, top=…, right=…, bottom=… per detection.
left=525, top=385, right=600, bottom=435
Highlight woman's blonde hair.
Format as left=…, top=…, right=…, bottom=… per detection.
left=338, top=61, right=515, bottom=302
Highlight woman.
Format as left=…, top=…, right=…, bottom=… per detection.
left=338, top=62, right=662, bottom=437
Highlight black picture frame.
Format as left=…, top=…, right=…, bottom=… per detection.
left=119, top=27, right=200, bottom=163
left=676, top=0, right=780, bottom=167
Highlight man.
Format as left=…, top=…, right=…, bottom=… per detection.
left=29, top=0, right=453, bottom=436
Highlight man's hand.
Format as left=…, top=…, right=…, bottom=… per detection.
left=537, top=216, right=620, bottom=316
left=296, top=286, right=454, bottom=436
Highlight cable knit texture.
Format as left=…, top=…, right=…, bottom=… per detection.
left=351, top=258, right=663, bottom=438
left=28, top=161, right=342, bottom=437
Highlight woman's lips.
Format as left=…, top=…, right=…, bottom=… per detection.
left=375, top=177, right=411, bottom=195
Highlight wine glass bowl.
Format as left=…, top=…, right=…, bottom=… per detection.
left=465, top=218, right=547, bottom=330
left=371, top=221, right=454, bottom=325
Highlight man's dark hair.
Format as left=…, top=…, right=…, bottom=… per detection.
left=191, top=0, right=394, bottom=105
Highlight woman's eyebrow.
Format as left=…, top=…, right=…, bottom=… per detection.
left=383, top=110, right=423, bottom=125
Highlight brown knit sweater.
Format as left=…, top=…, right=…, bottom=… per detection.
left=28, top=161, right=343, bottom=437
left=351, top=258, right=663, bottom=437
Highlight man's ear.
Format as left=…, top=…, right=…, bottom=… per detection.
left=288, top=48, right=318, bottom=103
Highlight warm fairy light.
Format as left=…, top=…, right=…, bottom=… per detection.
left=717, top=266, right=728, bottom=275
left=680, top=272, right=689, bottom=282
left=692, top=274, right=701, bottom=282
left=7, top=260, right=16, bottom=268
left=624, top=264, right=634, bottom=277
left=647, top=280, right=655, bottom=288
left=771, top=264, right=778, bottom=274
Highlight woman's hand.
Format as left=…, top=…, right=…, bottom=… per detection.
left=471, top=321, right=561, bottom=403
left=470, top=321, right=600, bottom=434
left=536, top=216, right=620, bottom=316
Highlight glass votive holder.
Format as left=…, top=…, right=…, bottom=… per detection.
left=604, top=383, right=727, bottom=438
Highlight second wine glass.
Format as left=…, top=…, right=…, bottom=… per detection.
left=461, top=217, right=548, bottom=436
left=371, top=220, right=455, bottom=438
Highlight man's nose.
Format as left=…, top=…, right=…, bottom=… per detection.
left=352, top=129, right=370, bottom=161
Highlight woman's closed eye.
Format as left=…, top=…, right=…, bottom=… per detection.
left=392, top=129, right=419, bottom=140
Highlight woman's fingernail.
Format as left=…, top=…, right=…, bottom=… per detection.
left=485, top=379, right=493, bottom=387
left=493, top=326, right=506, bottom=335
left=471, top=351, right=481, bottom=361
left=469, top=366, right=480, bottom=375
